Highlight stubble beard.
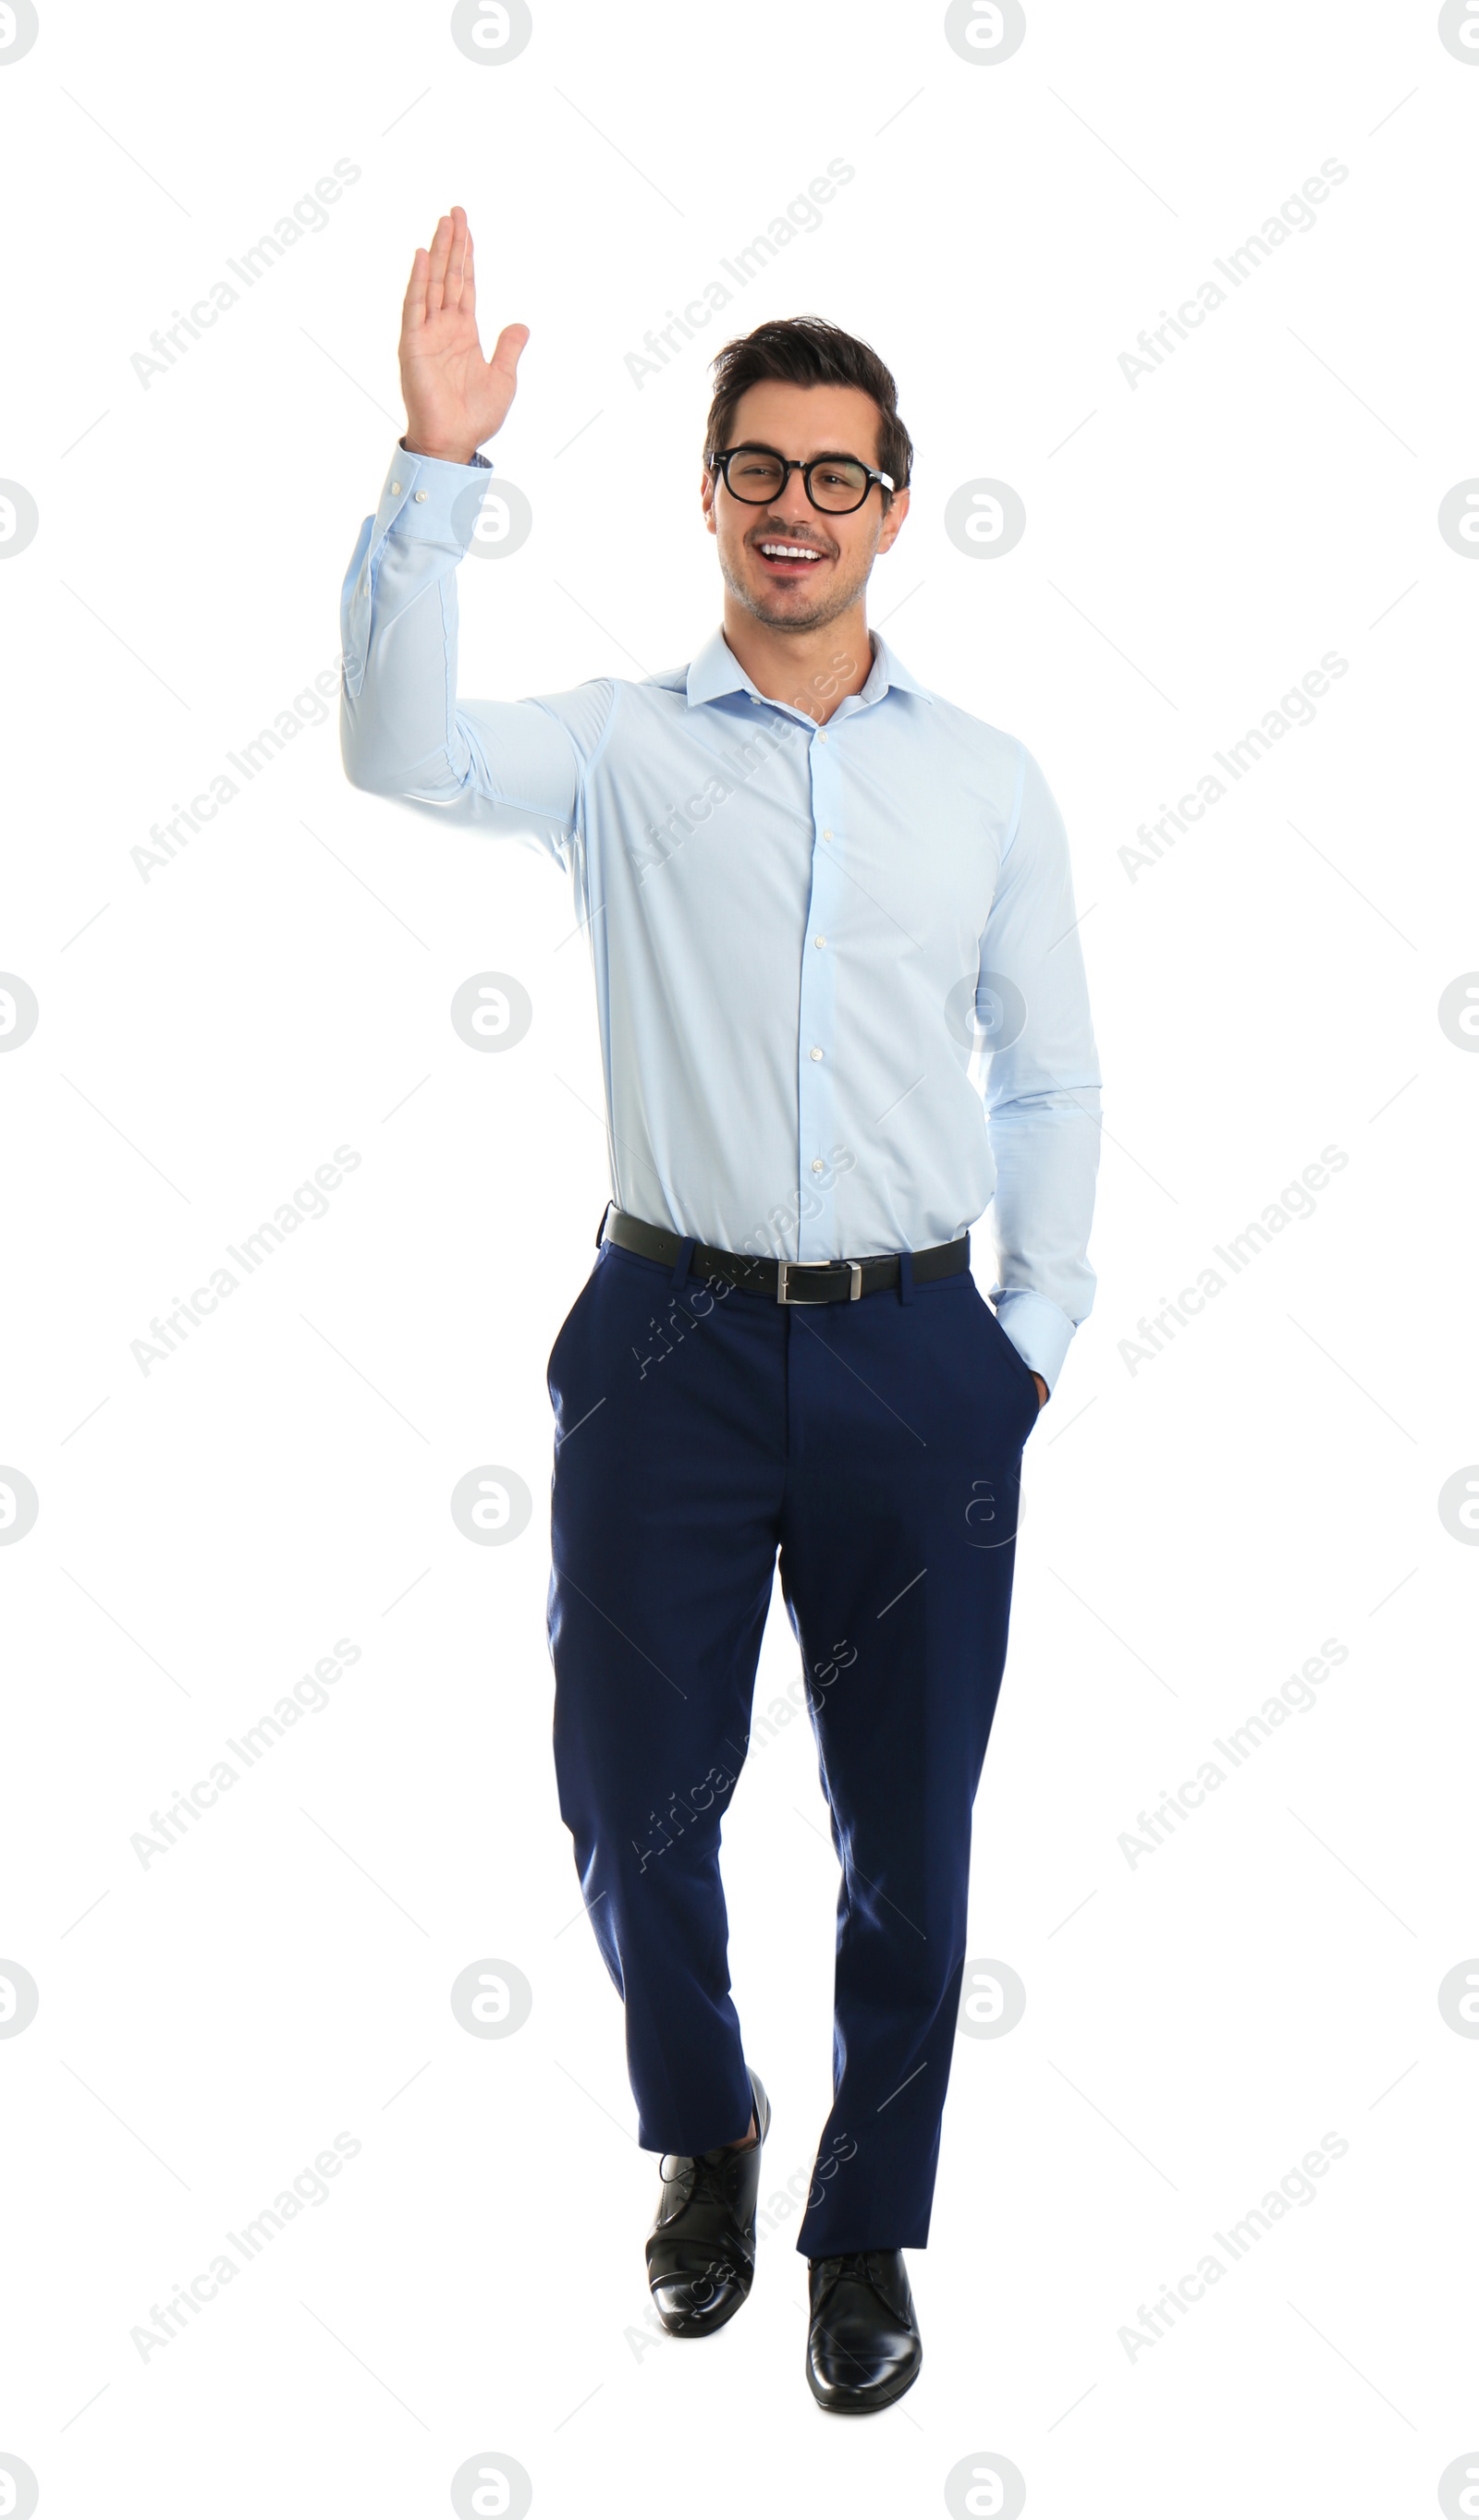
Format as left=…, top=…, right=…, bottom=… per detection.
left=717, top=541, right=873, bottom=637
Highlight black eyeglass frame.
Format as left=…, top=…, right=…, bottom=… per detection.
left=708, top=442, right=898, bottom=514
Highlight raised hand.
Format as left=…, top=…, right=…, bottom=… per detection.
left=398, top=205, right=529, bottom=466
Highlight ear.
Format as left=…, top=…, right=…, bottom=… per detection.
left=700, top=465, right=717, bottom=537
left=876, top=486, right=911, bottom=555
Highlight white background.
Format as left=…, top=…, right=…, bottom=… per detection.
left=3, top=1, right=1477, bottom=2513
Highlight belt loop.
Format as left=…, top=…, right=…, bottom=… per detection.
left=897, top=1248, right=914, bottom=1307
left=595, top=1199, right=613, bottom=1250
left=670, top=1234, right=696, bottom=1293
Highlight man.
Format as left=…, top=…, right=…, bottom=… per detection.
left=341, top=206, right=1100, bottom=2414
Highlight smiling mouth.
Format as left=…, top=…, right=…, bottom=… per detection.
left=753, top=539, right=831, bottom=574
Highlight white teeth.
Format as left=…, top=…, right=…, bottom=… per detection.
left=760, top=543, right=823, bottom=560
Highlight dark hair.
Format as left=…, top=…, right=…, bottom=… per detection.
left=703, top=315, right=913, bottom=504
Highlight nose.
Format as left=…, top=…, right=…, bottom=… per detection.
left=759, top=474, right=829, bottom=540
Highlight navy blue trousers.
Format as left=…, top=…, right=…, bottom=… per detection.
left=545, top=1226, right=1041, bottom=2257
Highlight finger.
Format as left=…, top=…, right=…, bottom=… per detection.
left=425, top=212, right=452, bottom=317
left=425, top=212, right=454, bottom=319
left=459, top=219, right=476, bottom=321
left=446, top=204, right=472, bottom=314
left=402, top=246, right=429, bottom=331
left=488, top=321, right=531, bottom=383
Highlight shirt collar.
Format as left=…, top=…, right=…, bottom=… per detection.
left=684, top=625, right=934, bottom=711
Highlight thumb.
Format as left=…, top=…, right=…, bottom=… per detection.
left=488, top=321, right=530, bottom=382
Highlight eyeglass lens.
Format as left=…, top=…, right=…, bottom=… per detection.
left=722, top=451, right=872, bottom=513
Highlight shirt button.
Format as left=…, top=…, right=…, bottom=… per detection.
left=813, top=935, right=826, bottom=949
left=822, top=826, right=833, bottom=840
left=414, top=490, right=427, bottom=503
left=817, top=730, right=828, bottom=744
left=810, top=1046, right=824, bottom=1062
left=390, top=481, right=402, bottom=494
left=811, top=1158, right=825, bottom=1174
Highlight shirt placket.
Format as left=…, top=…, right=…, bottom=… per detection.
left=796, top=714, right=843, bottom=1263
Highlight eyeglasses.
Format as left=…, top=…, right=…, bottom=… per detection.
left=709, top=443, right=897, bottom=516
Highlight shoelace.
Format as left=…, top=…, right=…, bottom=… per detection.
left=819, top=2250, right=877, bottom=2283
left=813, top=2250, right=900, bottom=2309
left=665, top=2142, right=744, bottom=2218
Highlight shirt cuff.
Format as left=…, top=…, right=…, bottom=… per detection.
left=990, top=1287, right=1076, bottom=1394
left=395, top=432, right=493, bottom=469
left=373, top=439, right=495, bottom=549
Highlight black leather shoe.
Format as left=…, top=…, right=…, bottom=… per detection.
left=645, top=2067, right=771, bottom=2337
left=806, top=2248, right=923, bottom=2412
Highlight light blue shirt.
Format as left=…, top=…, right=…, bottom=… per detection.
left=340, top=444, right=1102, bottom=1389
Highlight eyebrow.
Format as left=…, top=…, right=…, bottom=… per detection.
left=727, top=441, right=872, bottom=466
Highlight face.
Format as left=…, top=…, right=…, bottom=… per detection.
left=701, top=379, right=910, bottom=633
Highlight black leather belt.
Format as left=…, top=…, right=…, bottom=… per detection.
left=601, top=1207, right=971, bottom=1304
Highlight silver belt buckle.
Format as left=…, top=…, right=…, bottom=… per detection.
left=776, top=1259, right=863, bottom=1304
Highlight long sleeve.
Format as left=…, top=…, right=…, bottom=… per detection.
left=977, top=742, right=1102, bottom=1391
left=338, top=442, right=614, bottom=867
